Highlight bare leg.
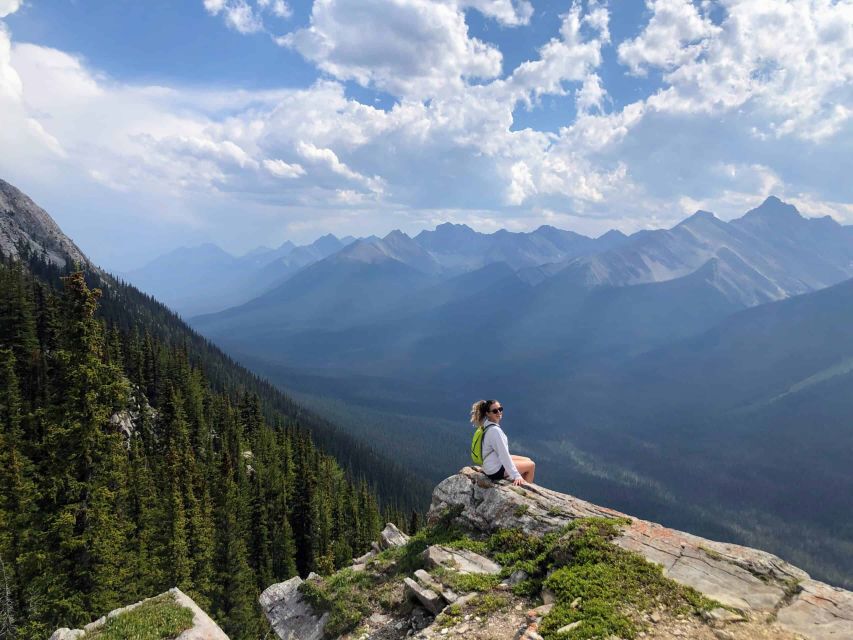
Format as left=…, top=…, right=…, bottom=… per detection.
left=511, top=455, right=536, bottom=483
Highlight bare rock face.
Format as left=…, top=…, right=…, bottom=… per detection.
left=259, top=576, right=329, bottom=640
left=403, top=577, right=444, bottom=615
left=0, top=179, right=91, bottom=268
left=379, top=522, right=410, bottom=550
left=429, top=467, right=853, bottom=640
left=49, top=588, right=228, bottom=640
left=422, top=545, right=501, bottom=575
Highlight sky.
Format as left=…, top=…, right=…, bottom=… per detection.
left=0, top=0, right=851, bottom=271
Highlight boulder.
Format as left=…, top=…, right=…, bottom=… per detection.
left=404, top=577, right=444, bottom=615
left=379, top=522, right=410, bottom=550
left=414, top=569, right=459, bottom=603
left=423, top=545, right=501, bottom=575
left=259, top=576, right=329, bottom=640
left=48, top=631, right=84, bottom=640
left=429, top=468, right=853, bottom=640
left=49, top=588, right=227, bottom=640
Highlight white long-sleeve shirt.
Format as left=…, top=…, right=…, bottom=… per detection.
left=481, top=420, right=521, bottom=480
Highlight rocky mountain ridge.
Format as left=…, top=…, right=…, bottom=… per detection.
left=0, top=179, right=91, bottom=269
left=46, top=472, right=853, bottom=640
left=257, top=469, right=852, bottom=640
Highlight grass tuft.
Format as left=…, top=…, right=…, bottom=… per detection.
left=84, top=594, right=194, bottom=640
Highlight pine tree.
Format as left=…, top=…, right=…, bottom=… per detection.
left=0, top=348, right=37, bottom=628
left=24, top=272, right=130, bottom=630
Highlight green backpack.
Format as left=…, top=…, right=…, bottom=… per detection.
left=470, top=424, right=493, bottom=465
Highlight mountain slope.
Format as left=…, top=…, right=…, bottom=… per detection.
left=553, top=198, right=853, bottom=305
left=0, top=178, right=91, bottom=268
left=0, top=178, right=428, bottom=511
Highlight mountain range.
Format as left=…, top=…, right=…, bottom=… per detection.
left=185, top=195, right=853, bottom=588
left=5, top=175, right=852, bottom=588
left=191, top=196, right=853, bottom=378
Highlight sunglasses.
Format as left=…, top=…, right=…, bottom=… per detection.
left=490, top=407, right=504, bottom=414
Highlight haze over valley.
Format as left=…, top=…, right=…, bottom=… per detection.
left=120, top=195, right=853, bottom=588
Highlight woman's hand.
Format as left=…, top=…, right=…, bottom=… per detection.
left=512, top=476, right=526, bottom=486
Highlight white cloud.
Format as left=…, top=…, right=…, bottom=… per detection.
left=507, top=3, right=608, bottom=106
left=257, top=0, right=292, bottom=18
left=204, top=0, right=265, bottom=34
left=1, top=0, right=850, bottom=264
left=263, top=158, right=306, bottom=178
left=296, top=140, right=384, bottom=192
left=575, top=72, right=605, bottom=114
left=0, top=23, right=22, bottom=101
left=0, top=0, right=21, bottom=19
left=630, top=0, right=853, bottom=142
left=617, top=0, right=719, bottom=76
left=279, top=0, right=503, bottom=99
left=460, top=0, right=533, bottom=26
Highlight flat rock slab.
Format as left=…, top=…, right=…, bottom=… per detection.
left=429, top=467, right=853, bottom=640
left=380, top=522, right=410, bottom=550
left=423, top=545, right=501, bottom=575
left=260, top=576, right=329, bottom=640
left=404, top=577, right=444, bottom=615
left=49, top=588, right=228, bottom=640
left=776, top=579, right=853, bottom=640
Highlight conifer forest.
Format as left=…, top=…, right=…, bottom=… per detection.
left=0, top=250, right=425, bottom=639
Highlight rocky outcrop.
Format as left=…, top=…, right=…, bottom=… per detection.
left=49, top=588, right=228, bottom=640
left=0, top=179, right=91, bottom=268
left=430, top=467, right=853, bottom=640
left=260, top=575, right=329, bottom=640
left=423, top=545, right=501, bottom=575
left=380, top=522, right=410, bottom=550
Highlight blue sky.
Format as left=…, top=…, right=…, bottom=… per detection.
left=1, top=0, right=851, bottom=270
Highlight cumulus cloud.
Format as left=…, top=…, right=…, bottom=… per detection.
left=627, top=0, right=853, bottom=142
left=279, top=0, right=503, bottom=99
left=0, top=0, right=21, bottom=19
left=1, top=0, right=851, bottom=263
left=617, top=0, right=719, bottom=75
left=263, top=158, right=306, bottom=178
left=460, top=0, right=533, bottom=26
left=203, top=0, right=292, bottom=34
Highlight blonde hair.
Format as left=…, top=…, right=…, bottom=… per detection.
left=470, top=399, right=497, bottom=428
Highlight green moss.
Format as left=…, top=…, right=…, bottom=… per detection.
left=431, top=566, right=501, bottom=593
left=699, top=546, right=724, bottom=561
left=515, top=504, right=530, bottom=517
left=84, top=594, right=194, bottom=640
left=473, top=593, right=510, bottom=616
left=299, top=508, right=479, bottom=635
left=444, top=537, right=489, bottom=554
left=376, top=580, right=406, bottom=611
left=436, top=603, right=463, bottom=628
left=547, top=506, right=566, bottom=517
left=299, top=569, right=376, bottom=637
left=446, top=517, right=719, bottom=640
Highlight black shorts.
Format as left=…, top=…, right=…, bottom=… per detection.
left=486, top=466, right=506, bottom=481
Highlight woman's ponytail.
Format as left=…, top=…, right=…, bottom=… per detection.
left=469, top=399, right=496, bottom=427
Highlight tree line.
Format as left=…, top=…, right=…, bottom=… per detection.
left=0, top=252, right=421, bottom=639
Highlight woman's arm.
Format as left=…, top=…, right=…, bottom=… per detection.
left=490, top=428, right=522, bottom=481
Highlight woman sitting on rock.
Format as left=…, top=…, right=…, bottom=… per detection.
left=470, top=399, right=535, bottom=486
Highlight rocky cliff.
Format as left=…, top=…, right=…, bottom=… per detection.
left=262, top=469, right=853, bottom=640
left=49, top=470, right=853, bottom=640
left=0, top=179, right=91, bottom=268
left=49, top=588, right=227, bottom=639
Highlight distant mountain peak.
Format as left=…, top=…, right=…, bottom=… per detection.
left=435, top=222, right=474, bottom=231
left=384, top=229, right=410, bottom=241
left=742, top=196, right=803, bottom=221
left=597, top=229, right=627, bottom=241
left=677, top=209, right=721, bottom=229
left=0, top=178, right=91, bottom=268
